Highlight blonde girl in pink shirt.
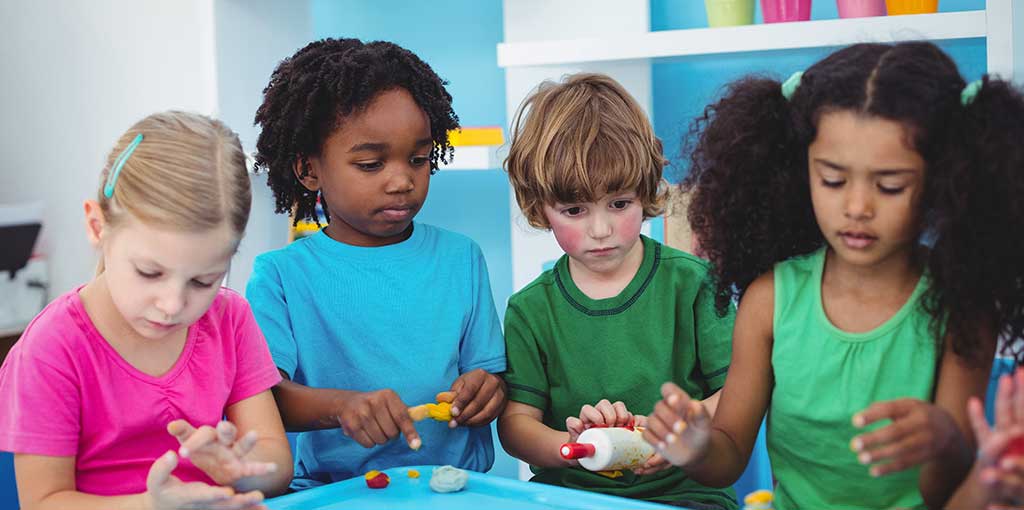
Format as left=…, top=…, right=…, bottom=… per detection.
left=0, top=111, right=292, bottom=509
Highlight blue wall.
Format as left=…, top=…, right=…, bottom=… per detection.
left=650, top=0, right=988, bottom=182
left=310, top=0, right=517, bottom=479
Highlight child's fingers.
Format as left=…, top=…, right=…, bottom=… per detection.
left=179, top=424, right=218, bottom=458
left=455, top=373, right=500, bottom=424
left=851, top=420, right=912, bottom=455
left=579, top=404, right=604, bottom=426
left=968, top=397, right=994, bottom=451
left=232, top=430, right=259, bottom=459
left=217, top=421, right=238, bottom=447
left=650, top=399, right=684, bottom=433
left=594, top=399, right=618, bottom=426
left=385, top=396, right=422, bottom=450
left=450, top=370, right=484, bottom=417
left=201, top=488, right=264, bottom=510
left=997, top=374, right=1015, bottom=430
left=642, top=410, right=672, bottom=447
left=167, top=419, right=197, bottom=444
left=633, top=414, right=648, bottom=428
left=1013, top=368, right=1024, bottom=425
left=460, top=387, right=505, bottom=427
left=611, top=401, right=632, bottom=427
left=660, top=382, right=692, bottom=414
left=146, top=451, right=179, bottom=491
left=852, top=399, right=913, bottom=429
left=858, top=434, right=928, bottom=474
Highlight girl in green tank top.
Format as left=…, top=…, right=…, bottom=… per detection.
left=641, top=41, right=1024, bottom=509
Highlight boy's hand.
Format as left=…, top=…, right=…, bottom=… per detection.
left=565, top=399, right=634, bottom=442
left=167, top=420, right=277, bottom=488
left=643, top=382, right=711, bottom=467
left=968, top=368, right=1024, bottom=507
left=449, top=369, right=507, bottom=427
left=335, top=389, right=422, bottom=450
left=145, top=450, right=267, bottom=510
left=850, top=398, right=961, bottom=477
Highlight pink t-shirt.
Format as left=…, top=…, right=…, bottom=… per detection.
left=0, top=287, right=282, bottom=496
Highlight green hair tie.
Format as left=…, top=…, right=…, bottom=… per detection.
left=961, top=79, right=983, bottom=106
left=104, top=133, right=143, bottom=198
left=781, top=71, right=804, bottom=101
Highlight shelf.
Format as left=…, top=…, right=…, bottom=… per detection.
left=498, top=10, right=986, bottom=67
left=438, top=145, right=501, bottom=171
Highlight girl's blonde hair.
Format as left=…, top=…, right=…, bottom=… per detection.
left=505, top=73, right=667, bottom=229
left=96, top=111, right=250, bottom=271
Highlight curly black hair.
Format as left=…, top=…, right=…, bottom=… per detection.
left=684, top=41, right=1024, bottom=365
left=253, top=38, right=459, bottom=225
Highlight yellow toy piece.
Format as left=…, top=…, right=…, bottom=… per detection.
left=407, top=469, right=420, bottom=478
left=408, top=393, right=457, bottom=422
left=743, top=489, right=774, bottom=510
left=596, top=470, right=624, bottom=479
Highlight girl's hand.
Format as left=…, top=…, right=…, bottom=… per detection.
left=333, top=388, right=422, bottom=450
left=449, top=369, right=507, bottom=427
left=565, top=399, right=634, bottom=442
left=167, top=420, right=278, bottom=488
left=145, top=451, right=267, bottom=510
left=851, top=398, right=961, bottom=477
left=969, top=368, right=1024, bottom=507
left=642, top=382, right=711, bottom=467
left=630, top=415, right=673, bottom=476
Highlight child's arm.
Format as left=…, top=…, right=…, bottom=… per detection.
left=14, top=453, right=265, bottom=510
left=271, top=375, right=422, bottom=450
left=447, top=241, right=508, bottom=428
left=498, top=401, right=577, bottom=468
left=643, top=272, right=775, bottom=487
left=168, top=390, right=292, bottom=497
left=851, top=331, right=993, bottom=508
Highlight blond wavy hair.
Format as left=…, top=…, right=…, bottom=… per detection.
left=505, top=73, right=667, bottom=229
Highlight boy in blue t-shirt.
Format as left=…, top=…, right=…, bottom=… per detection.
left=246, top=38, right=506, bottom=490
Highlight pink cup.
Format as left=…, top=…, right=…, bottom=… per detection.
left=836, top=0, right=886, bottom=17
left=761, top=0, right=812, bottom=22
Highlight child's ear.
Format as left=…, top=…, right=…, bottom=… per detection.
left=83, top=200, right=106, bottom=247
left=293, top=156, right=321, bottom=192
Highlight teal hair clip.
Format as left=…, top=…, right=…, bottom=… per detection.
left=103, top=133, right=143, bottom=198
left=781, top=71, right=804, bottom=101
left=961, top=79, right=983, bottom=106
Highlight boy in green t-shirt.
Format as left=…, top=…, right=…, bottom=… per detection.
left=498, top=73, right=737, bottom=510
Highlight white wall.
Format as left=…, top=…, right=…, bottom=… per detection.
left=214, top=0, right=312, bottom=291
left=0, top=0, right=218, bottom=295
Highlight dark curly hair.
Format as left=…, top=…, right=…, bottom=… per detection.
left=684, top=41, right=1024, bottom=365
left=253, top=38, right=459, bottom=225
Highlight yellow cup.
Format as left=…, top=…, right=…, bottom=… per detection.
left=705, top=0, right=756, bottom=27
left=885, top=0, right=938, bottom=15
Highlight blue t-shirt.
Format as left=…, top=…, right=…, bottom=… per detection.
left=246, top=222, right=506, bottom=490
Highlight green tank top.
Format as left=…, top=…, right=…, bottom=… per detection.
left=768, top=247, right=939, bottom=510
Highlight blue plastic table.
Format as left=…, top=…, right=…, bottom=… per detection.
left=266, top=465, right=677, bottom=510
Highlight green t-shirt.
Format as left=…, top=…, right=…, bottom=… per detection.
left=768, top=247, right=939, bottom=510
left=504, top=235, right=737, bottom=508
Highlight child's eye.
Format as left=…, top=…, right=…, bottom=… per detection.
left=877, top=184, right=906, bottom=195
left=821, top=179, right=845, bottom=188
left=562, top=206, right=584, bottom=217
left=355, top=161, right=383, bottom=171
left=190, top=279, right=216, bottom=289
left=136, top=269, right=160, bottom=279
left=410, top=155, right=430, bottom=167
left=610, top=200, right=632, bottom=210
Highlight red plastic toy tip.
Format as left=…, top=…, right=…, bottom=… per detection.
left=560, top=442, right=596, bottom=460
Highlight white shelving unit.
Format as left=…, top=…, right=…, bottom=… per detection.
left=499, top=0, right=1018, bottom=79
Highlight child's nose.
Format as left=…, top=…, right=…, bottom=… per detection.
left=844, top=184, right=874, bottom=220
left=384, top=166, right=415, bottom=194
left=155, top=284, right=187, bottom=318
left=588, top=214, right=613, bottom=239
